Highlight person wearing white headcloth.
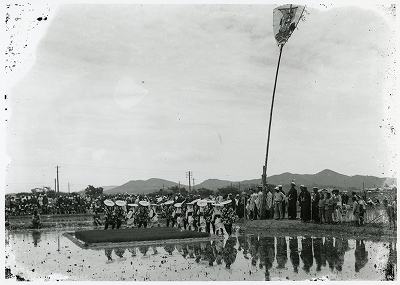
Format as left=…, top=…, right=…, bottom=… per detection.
left=103, top=200, right=116, bottom=230
left=126, top=204, right=137, bottom=228
left=174, top=203, right=183, bottom=229
left=149, top=204, right=160, bottom=228
left=212, top=203, right=226, bottom=236
left=197, top=200, right=207, bottom=232
left=185, top=202, right=195, bottom=230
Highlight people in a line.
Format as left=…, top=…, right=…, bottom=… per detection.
left=298, top=186, right=312, bottom=222
left=287, top=182, right=298, bottom=220
left=311, top=187, right=320, bottom=223
left=273, top=186, right=286, bottom=220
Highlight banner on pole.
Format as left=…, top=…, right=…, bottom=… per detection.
left=273, top=4, right=305, bottom=46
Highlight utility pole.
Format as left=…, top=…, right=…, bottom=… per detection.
left=54, top=179, right=56, bottom=194
left=56, top=165, right=60, bottom=197
left=192, top=178, right=195, bottom=191
left=239, top=182, right=241, bottom=192
left=68, top=182, right=70, bottom=194
left=186, top=171, right=192, bottom=192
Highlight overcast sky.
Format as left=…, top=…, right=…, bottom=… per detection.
left=4, top=2, right=397, bottom=194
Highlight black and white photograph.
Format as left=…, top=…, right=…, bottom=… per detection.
left=4, top=1, right=397, bottom=282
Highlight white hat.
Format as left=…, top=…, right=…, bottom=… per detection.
left=104, top=200, right=115, bottom=207
left=278, top=185, right=282, bottom=188
left=164, top=200, right=174, bottom=205
left=291, top=182, right=296, bottom=185
left=197, top=200, right=207, bottom=207
left=275, top=186, right=279, bottom=190
left=115, top=200, right=127, bottom=207
left=139, top=201, right=150, bottom=207
left=174, top=203, right=182, bottom=208
left=128, top=203, right=138, bottom=207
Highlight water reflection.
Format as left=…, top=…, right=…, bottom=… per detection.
left=276, top=237, right=287, bottom=269
left=355, top=240, right=368, bottom=272
left=94, top=235, right=381, bottom=277
left=385, top=242, right=397, bottom=280
left=31, top=230, right=42, bottom=247
left=301, top=236, right=313, bottom=273
left=289, top=237, right=299, bottom=273
left=105, top=248, right=114, bottom=263
left=8, top=230, right=395, bottom=281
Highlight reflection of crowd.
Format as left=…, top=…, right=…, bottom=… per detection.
left=102, top=237, right=238, bottom=269
left=99, top=235, right=371, bottom=279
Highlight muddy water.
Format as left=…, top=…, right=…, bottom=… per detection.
left=5, top=228, right=396, bottom=281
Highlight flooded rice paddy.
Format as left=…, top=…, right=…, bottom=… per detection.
left=5, top=228, right=396, bottom=281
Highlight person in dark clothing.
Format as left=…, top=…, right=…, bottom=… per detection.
left=311, top=187, right=320, bottom=222
left=287, top=182, right=298, bottom=220
left=298, top=186, right=312, bottom=222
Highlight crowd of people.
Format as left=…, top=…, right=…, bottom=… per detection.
left=5, top=193, right=89, bottom=216
left=5, top=182, right=397, bottom=231
left=99, top=194, right=239, bottom=236
left=246, top=182, right=397, bottom=228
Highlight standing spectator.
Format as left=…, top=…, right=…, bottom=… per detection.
left=332, top=189, right=342, bottom=223
left=357, top=195, right=366, bottom=225
left=273, top=187, right=286, bottom=220
left=287, top=182, right=298, bottom=220
left=236, top=194, right=245, bottom=219
left=311, top=187, right=320, bottom=223
left=384, top=196, right=397, bottom=229
left=266, top=188, right=274, bottom=219
left=249, top=191, right=257, bottom=220
left=318, top=190, right=325, bottom=223
left=278, top=185, right=286, bottom=219
left=324, top=192, right=334, bottom=224
left=352, top=196, right=360, bottom=226
left=298, top=186, right=312, bottom=222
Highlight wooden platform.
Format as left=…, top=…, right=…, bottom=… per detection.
left=67, top=227, right=216, bottom=249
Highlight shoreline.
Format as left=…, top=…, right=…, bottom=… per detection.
left=6, top=214, right=397, bottom=241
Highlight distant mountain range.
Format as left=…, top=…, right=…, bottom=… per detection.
left=88, top=169, right=396, bottom=195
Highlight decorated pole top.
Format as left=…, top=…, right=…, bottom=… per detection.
left=273, top=4, right=305, bottom=47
